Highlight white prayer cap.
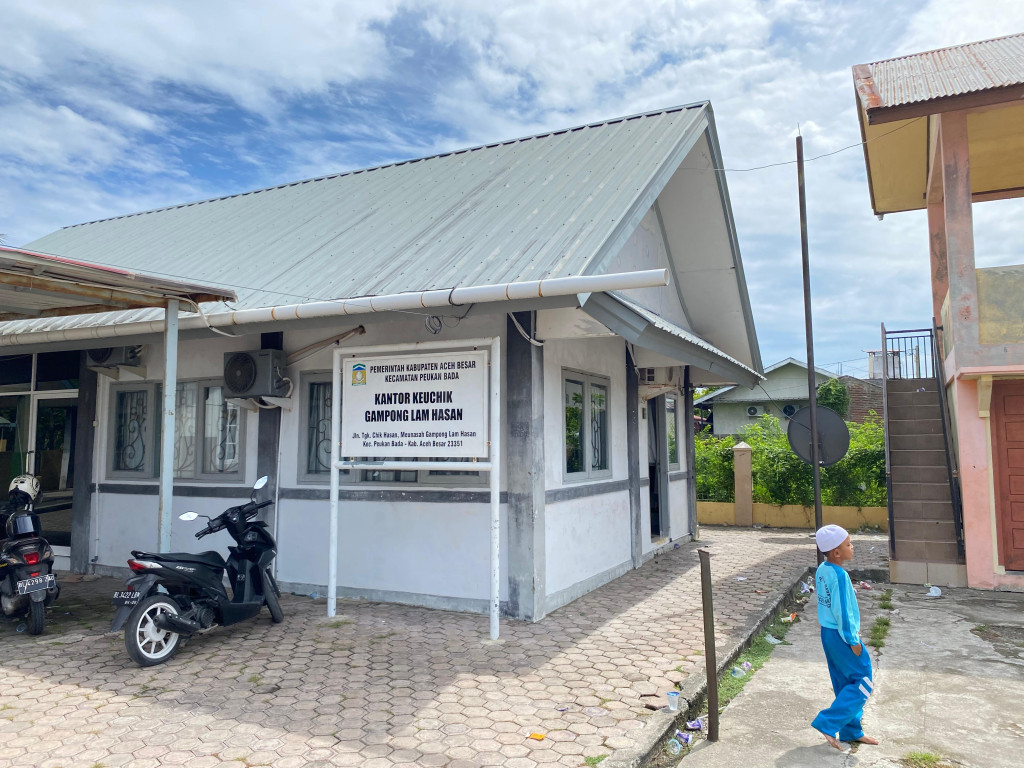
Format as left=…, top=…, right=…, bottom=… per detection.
left=815, top=524, right=849, bottom=553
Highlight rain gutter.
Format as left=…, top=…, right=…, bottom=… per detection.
left=0, top=269, right=669, bottom=347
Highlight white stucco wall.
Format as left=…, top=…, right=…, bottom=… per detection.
left=542, top=336, right=632, bottom=598
left=88, top=312, right=512, bottom=609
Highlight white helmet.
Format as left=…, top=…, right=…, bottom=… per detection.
left=8, top=474, right=40, bottom=505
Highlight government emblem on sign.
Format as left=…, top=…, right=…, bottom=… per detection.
left=351, top=363, right=366, bottom=386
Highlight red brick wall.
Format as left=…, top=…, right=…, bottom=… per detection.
left=840, top=376, right=883, bottom=423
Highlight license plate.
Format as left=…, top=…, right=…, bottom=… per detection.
left=112, top=590, right=142, bottom=607
left=16, top=574, right=55, bottom=595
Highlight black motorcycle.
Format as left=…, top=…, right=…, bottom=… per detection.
left=110, top=476, right=283, bottom=666
left=0, top=478, right=60, bottom=636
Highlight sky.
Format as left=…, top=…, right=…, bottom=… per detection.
left=2, top=0, right=1023, bottom=377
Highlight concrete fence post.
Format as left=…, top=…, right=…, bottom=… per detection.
left=733, top=441, right=753, bottom=526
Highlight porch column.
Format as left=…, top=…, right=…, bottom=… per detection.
left=70, top=354, right=97, bottom=573
left=684, top=367, right=698, bottom=537
left=505, top=312, right=546, bottom=620
left=257, top=332, right=284, bottom=541
left=626, top=346, right=642, bottom=567
left=939, top=111, right=980, bottom=356
left=158, top=300, right=179, bottom=551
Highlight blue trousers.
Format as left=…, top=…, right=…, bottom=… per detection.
left=812, top=627, right=873, bottom=742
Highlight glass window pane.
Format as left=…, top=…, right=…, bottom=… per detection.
left=307, top=381, right=334, bottom=475
left=361, top=464, right=417, bottom=482
left=666, top=397, right=678, bottom=466
left=590, top=382, right=608, bottom=472
left=174, top=382, right=198, bottom=478
left=0, top=395, right=31, bottom=486
left=203, top=386, right=240, bottom=474
left=114, top=390, right=148, bottom=472
left=36, top=351, right=80, bottom=391
left=0, top=355, right=32, bottom=393
left=565, top=378, right=584, bottom=474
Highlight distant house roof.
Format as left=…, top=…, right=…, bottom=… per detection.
left=694, top=357, right=832, bottom=405
left=853, top=33, right=1024, bottom=215
left=1, top=103, right=761, bottom=376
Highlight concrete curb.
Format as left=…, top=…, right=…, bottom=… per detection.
left=601, top=564, right=815, bottom=768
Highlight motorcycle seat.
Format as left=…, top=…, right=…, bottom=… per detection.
left=134, top=550, right=227, bottom=569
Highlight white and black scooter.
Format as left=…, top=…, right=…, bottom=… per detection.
left=0, top=475, right=60, bottom=635
left=110, top=476, right=283, bottom=666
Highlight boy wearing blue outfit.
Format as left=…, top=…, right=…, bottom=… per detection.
left=812, top=524, right=879, bottom=751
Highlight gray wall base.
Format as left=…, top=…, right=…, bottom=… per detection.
left=543, top=559, right=634, bottom=616
left=278, top=581, right=509, bottom=617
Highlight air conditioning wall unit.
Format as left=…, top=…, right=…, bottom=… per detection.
left=782, top=403, right=798, bottom=418
left=638, top=367, right=674, bottom=386
left=87, top=346, right=141, bottom=368
left=746, top=405, right=765, bottom=417
left=223, top=350, right=289, bottom=398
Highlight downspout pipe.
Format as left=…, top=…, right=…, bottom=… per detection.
left=0, top=269, right=669, bottom=347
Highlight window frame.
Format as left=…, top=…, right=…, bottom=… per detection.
left=297, top=370, right=484, bottom=487
left=666, top=394, right=681, bottom=471
left=108, top=382, right=159, bottom=480
left=107, top=379, right=247, bottom=482
left=562, top=368, right=613, bottom=483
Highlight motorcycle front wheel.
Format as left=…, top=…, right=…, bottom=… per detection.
left=125, top=595, right=182, bottom=667
left=28, top=600, right=44, bottom=635
left=264, top=569, right=284, bottom=624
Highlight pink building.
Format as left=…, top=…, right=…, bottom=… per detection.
left=853, top=34, right=1024, bottom=590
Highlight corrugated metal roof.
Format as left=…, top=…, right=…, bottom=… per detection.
left=16, top=105, right=708, bottom=334
left=859, top=32, right=1024, bottom=110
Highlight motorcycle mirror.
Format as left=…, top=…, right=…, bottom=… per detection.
left=253, top=476, right=269, bottom=491
left=179, top=511, right=199, bottom=521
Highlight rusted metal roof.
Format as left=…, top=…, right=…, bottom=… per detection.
left=0, top=246, right=235, bottom=321
left=855, top=33, right=1024, bottom=122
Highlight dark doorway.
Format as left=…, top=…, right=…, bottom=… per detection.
left=992, top=380, right=1024, bottom=570
left=648, top=398, right=665, bottom=538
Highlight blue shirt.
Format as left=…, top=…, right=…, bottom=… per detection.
left=815, top=561, right=861, bottom=646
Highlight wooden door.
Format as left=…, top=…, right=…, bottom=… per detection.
left=991, top=380, right=1024, bottom=570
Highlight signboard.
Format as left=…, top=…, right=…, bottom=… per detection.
left=341, top=350, right=489, bottom=458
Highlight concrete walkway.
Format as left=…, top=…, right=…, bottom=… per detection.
left=676, top=582, right=1024, bottom=768
left=0, top=527, right=883, bottom=768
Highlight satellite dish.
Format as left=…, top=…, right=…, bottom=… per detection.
left=787, top=406, right=849, bottom=467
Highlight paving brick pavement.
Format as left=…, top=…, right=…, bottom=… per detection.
left=0, top=527, right=887, bottom=768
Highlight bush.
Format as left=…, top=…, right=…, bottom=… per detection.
left=816, top=378, right=850, bottom=419
left=694, top=429, right=735, bottom=501
left=694, top=413, right=886, bottom=508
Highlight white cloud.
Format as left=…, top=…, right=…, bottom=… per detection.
left=1, top=0, right=1022, bottom=369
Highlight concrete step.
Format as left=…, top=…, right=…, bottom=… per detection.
left=890, top=465, right=949, bottom=485
left=891, top=498, right=955, bottom=519
left=892, top=519, right=959, bottom=543
left=891, top=482, right=953, bottom=502
left=893, top=539, right=961, bottom=563
left=889, top=448, right=950, bottom=468
left=887, top=403, right=943, bottom=421
left=889, top=433, right=947, bottom=452
left=886, top=417, right=945, bottom=436
left=886, top=378, right=937, bottom=394
left=886, top=390, right=941, bottom=408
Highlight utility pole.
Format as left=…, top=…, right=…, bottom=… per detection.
left=797, top=135, right=824, bottom=565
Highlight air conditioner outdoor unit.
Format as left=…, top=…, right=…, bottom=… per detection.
left=638, top=367, right=672, bottom=386
left=87, top=346, right=141, bottom=368
left=223, top=350, right=289, bottom=398
left=746, top=405, right=765, bottom=417
left=782, top=403, right=798, bottom=418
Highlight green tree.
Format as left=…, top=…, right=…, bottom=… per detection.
left=816, top=378, right=850, bottom=419
left=694, top=428, right=735, bottom=502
